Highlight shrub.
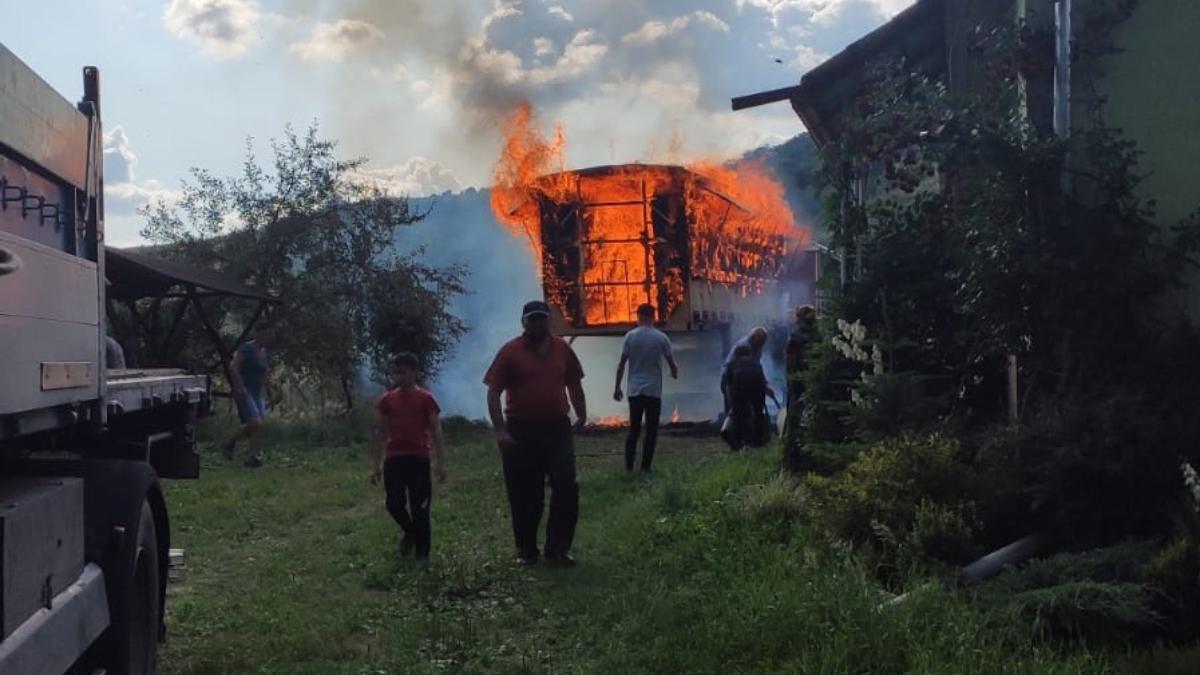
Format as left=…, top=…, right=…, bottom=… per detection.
left=806, top=433, right=969, bottom=541
left=977, top=542, right=1163, bottom=645
left=999, top=581, right=1158, bottom=644
left=804, top=433, right=977, bottom=580
left=1141, top=535, right=1200, bottom=640
left=907, top=499, right=979, bottom=567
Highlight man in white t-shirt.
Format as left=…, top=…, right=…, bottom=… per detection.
left=614, top=303, right=679, bottom=474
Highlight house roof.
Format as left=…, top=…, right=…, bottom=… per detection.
left=732, top=0, right=947, bottom=148
left=106, top=247, right=273, bottom=302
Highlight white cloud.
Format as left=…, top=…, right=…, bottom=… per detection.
left=482, top=0, right=523, bottom=32
left=533, top=37, right=556, bottom=58
left=355, top=157, right=463, bottom=197
left=102, top=126, right=180, bottom=222
left=163, top=0, right=262, bottom=58
left=104, top=126, right=138, bottom=183
left=529, top=30, right=607, bottom=84
left=106, top=180, right=181, bottom=214
left=289, top=19, right=384, bottom=62
left=736, top=0, right=907, bottom=27
left=546, top=5, right=573, bottom=22
left=622, top=10, right=731, bottom=45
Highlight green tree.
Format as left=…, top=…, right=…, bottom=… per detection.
left=140, top=123, right=466, bottom=408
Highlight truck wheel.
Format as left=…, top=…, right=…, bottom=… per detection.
left=127, top=502, right=161, bottom=674
left=114, top=501, right=161, bottom=675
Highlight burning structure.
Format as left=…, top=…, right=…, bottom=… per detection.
left=487, top=104, right=819, bottom=423
left=509, top=163, right=817, bottom=336
left=491, top=106, right=818, bottom=339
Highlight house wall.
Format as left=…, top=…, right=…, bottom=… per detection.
left=1087, top=0, right=1200, bottom=316
left=1026, top=0, right=1200, bottom=316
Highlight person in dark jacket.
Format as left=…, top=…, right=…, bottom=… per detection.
left=723, top=344, right=771, bottom=450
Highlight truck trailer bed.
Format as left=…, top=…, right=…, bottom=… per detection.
left=105, top=369, right=208, bottom=418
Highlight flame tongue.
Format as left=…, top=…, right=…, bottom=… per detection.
left=491, top=103, right=808, bottom=328
left=589, top=415, right=627, bottom=429
left=491, top=102, right=567, bottom=250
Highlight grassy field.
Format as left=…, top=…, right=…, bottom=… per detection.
left=159, top=416, right=1155, bottom=674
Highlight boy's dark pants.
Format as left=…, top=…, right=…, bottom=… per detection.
left=384, top=456, right=432, bottom=557
left=502, top=417, right=579, bottom=559
left=625, top=395, right=662, bottom=471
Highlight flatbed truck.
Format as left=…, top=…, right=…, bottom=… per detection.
left=1, top=43, right=209, bottom=675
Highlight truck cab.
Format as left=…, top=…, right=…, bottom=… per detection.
left=1, top=43, right=210, bottom=675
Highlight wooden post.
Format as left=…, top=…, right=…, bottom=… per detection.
left=188, top=286, right=235, bottom=391
left=160, top=297, right=191, bottom=361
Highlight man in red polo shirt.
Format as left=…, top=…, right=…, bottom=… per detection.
left=484, top=300, right=588, bottom=566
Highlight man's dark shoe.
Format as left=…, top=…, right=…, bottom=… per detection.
left=544, top=551, right=576, bottom=567
left=515, top=554, right=539, bottom=567
left=398, top=535, right=414, bottom=558
left=243, top=455, right=263, bottom=468
left=220, top=439, right=236, bottom=460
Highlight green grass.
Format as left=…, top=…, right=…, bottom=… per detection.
left=158, top=416, right=1171, bottom=674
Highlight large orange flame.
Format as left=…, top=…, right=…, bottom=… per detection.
left=490, top=102, right=568, bottom=251
left=491, top=103, right=809, bottom=327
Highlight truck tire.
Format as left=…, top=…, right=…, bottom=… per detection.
left=121, top=501, right=161, bottom=675
left=84, top=499, right=162, bottom=675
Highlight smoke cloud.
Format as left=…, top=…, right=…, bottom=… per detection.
left=266, top=0, right=901, bottom=187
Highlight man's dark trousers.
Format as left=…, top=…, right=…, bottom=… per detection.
left=502, top=417, right=579, bottom=559
left=625, top=395, right=662, bottom=471
left=383, top=456, right=432, bottom=557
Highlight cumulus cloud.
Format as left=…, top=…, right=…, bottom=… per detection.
left=289, top=19, right=384, bottom=61
left=788, top=43, right=829, bottom=70
left=481, top=0, right=522, bottom=32
left=163, top=0, right=262, bottom=58
left=355, top=157, right=463, bottom=196
left=104, top=126, right=138, bottom=184
left=532, top=37, right=556, bottom=58
left=106, top=180, right=181, bottom=215
left=546, top=5, right=573, bottom=22
left=622, top=10, right=731, bottom=45
left=102, top=126, right=180, bottom=219
left=737, top=0, right=909, bottom=31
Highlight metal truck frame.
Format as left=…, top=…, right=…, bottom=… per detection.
left=1, top=44, right=209, bottom=675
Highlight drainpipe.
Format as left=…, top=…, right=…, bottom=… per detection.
left=1053, top=0, right=1072, bottom=140
left=1054, top=1, right=1074, bottom=197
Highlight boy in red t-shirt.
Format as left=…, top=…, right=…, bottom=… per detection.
left=370, top=352, right=446, bottom=560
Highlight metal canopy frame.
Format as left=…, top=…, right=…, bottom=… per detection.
left=104, top=247, right=274, bottom=391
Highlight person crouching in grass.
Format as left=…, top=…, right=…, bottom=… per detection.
left=371, top=352, right=447, bottom=561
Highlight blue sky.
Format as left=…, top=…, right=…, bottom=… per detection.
left=3, top=0, right=906, bottom=245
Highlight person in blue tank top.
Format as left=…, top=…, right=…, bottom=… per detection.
left=221, top=323, right=275, bottom=467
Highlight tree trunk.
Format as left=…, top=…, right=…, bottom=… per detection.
left=340, top=374, right=355, bottom=412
